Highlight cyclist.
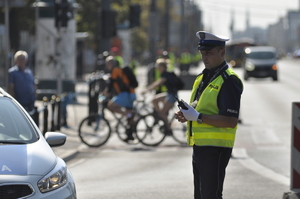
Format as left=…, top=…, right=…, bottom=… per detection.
left=102, top=56, right=137, bottom=142
left=142, top=58, right=178, bottom=135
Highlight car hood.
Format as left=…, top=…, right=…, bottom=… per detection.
left=247, top=58, right=276, bottom=66
left=0, top=139, right=57, bottom=176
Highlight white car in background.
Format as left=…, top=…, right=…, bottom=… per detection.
left=0, top=88, right=76, bottom=198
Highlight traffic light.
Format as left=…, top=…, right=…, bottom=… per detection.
left=54, top=0, right=73, bottom=28
left=129, top=4, right=141, bottom=28
left=101, top=10, right=117, bottom=38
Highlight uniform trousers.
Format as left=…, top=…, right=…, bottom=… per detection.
left=192, top=145, right=232, bottom=199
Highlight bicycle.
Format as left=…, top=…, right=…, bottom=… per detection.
left=78, top=94, right=152, bottom=147
left=133, top=102, right=187, bottom=147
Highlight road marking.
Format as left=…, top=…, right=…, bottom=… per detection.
left=232, top=148, right=289, bottom=186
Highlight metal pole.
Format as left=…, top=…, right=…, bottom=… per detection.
left=149, top=0, right=157, bottom=63
left=4, top=0, right=10, bottom=90
left=35, top=0, right=39, bottom=77
left=99, top=0, right=111, bottom=53
left=164, top=0, right=170, bottom=50
left=180, top=0, right=185, bottom=52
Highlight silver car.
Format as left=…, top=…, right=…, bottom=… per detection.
left=0, top=88, right=76, bottom=198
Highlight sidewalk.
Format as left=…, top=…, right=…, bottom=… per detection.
left=37, top=80, right=90, bottom=162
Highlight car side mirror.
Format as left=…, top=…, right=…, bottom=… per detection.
left=45, top=132, right=66, bottom=147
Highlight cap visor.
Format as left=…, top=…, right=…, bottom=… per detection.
left=198, top=45, right=218, bottom=50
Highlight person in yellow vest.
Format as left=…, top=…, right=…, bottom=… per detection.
left=147, top=52, right=171, bottom=94
left=175, top=31, right=243, bottom=199
left=142, top=58, right=178, bottom=135
left=161, top=50, right=175, bottom=72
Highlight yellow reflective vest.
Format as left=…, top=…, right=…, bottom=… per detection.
left=186, top=68, right=242, bottom=148
left=155, top=68, right=167, bottom=92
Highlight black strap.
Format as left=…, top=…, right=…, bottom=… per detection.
left=194, top=63, right=228, bottom=102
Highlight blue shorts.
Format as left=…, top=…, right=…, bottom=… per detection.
left=112, top=92, right=136, bottom=109
left=166, top=92, right=177, bottom=104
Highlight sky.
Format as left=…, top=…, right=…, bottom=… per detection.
left=194, top=0, right=299, bottom=38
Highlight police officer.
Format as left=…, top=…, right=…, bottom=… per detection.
left=175, top=31, right=243, bottom=199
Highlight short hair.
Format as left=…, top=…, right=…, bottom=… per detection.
left=216, top=45, right=225, bottom=51
left=105, top=55, right=117, bottom=66
left=14, top=50, right=28, bottom=61
left=155, top=58, right=167, bottom=68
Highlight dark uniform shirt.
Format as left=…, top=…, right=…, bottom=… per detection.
left=198, top=61, right=243, bottom=118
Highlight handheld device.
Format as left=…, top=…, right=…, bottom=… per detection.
left=170, top=92, right=188, bottom=110
left=177, top=99, right=188, bottom=110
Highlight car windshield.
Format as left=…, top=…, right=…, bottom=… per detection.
left=0, top=97, right=38, bottom=144
left=247, top=51, right=275, bottom=59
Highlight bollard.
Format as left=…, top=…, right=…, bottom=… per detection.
left=33, top=106, right=39, bottom=127
left=61, top=92, right=73, bottom=128
left=88, top=79, right=98, bottom=116
left=291, top=102, right=300, bottom=190
left=56, top=96, right=61, bottom=131
left=50, top=95, right=56, bottom=131
left=284, top=102, right=300, bottom=198
left=42, top=97, right=48, bottom=136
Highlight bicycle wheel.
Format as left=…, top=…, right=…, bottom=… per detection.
left=134, top=114, right=166, bottom=146
left=170, top=116, right=187, bottom=145
left=78, top=115, right=111, bottom=147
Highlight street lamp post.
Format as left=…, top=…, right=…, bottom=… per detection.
left=149, top=0, right=157, bottom=64
left=4, top=0, right=10, bottom=90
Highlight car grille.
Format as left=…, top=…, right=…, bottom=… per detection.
left=0, top=184, right=34, bottom=198
left=255, top=65, right=273, bottom=71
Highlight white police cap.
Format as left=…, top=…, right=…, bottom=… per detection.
left=196, top=31, right=229, bottom=50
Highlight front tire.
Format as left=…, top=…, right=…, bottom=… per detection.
left=78, top=115, right=111, bottom=147
left=134, top=114, right=166, bottom=146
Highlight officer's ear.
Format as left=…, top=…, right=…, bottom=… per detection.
left=221, top=49, right=226, bottom=57
left=219, top=47, right=226, bottom=57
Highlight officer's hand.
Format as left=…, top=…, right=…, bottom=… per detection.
left=175, top=111, right=187, bottom=123
left=180, top=102, right=199, bottom=121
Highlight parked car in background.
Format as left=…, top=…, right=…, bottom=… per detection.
left=243, top=46, right=278, bottom=81
left=0, top=87, right=76, bottom=199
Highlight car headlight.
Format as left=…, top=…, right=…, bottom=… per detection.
left=38, top=158, right=68, bottom=193
left=245, top=62, right=255, bottom=71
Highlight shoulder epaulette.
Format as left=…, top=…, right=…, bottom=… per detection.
left=221, top=71, right=229, bottom=81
